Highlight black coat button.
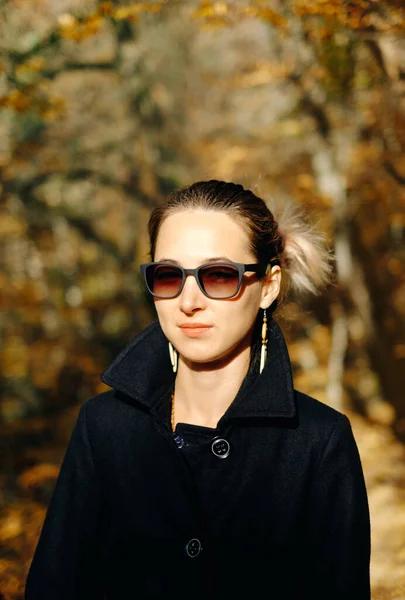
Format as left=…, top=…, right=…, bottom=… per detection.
left=185, top=538, right=202, bottom=558
left=172, top=433, right=184, bottom=448
left=211, top=437, right=231, bottom=459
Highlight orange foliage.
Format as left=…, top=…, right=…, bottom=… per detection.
left=58, top=2, right=166, bottom=41
left=17, top=464, right=60, bottom=495
left=1, top=89, right=33, bottom=112
left=293, top=0, right=405, bottom=31
left=192, top=1, right=286, bottom=28
left=243, top=5, right=287, bottom=29
left=58, top=13, right=103, bottom=41
left=113, top=3, right=164, bottom=21
left=0, top=85, right=65, bottom=119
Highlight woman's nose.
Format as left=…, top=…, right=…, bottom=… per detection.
left=178, top=274, right=207, bottom=313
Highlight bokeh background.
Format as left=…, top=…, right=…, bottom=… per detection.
left=1, top=1, right=405, bottom=598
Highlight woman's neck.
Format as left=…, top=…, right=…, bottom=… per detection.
left=172, top=345, right=251, bottom=429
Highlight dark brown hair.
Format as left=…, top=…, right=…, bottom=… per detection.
left=148, top=179, right=333, bottom=297
left=149, top=180, right=283, bottom=266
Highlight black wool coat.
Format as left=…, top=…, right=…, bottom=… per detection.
left=25, top=319, right=371, bottom=600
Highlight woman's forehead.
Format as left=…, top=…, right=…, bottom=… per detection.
left=154, top=210, right=253, bottom=261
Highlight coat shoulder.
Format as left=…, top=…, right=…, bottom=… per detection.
left=82, top=389, right=124, bottom=417
left=295, top=389, right=344, bottom=423
left=294, top=389, right=353, bottom=446
left=78, top=389, right=146, bottom=441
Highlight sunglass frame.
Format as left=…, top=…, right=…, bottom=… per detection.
left=140, top=261, right=267, bottom=299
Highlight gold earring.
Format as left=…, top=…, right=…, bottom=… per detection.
left=259, top=309, right=268, bottom=374
left=168, top=342, right=178, bottom=373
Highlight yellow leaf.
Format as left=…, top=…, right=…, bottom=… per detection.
left=59, top=14, right=103, bottom=41
left=243, top=6, right=286, bottom=28
left=18, top=464, right=60, bottom=493
left=38, top=96, right=66, bottom=120
left=0, top=336, right=29, bottom=378
left=114, top=3, right=163, bottom=20
left=57, top=13, right=77, bottom=28
left=0, top=214, right=27, bottom=237
left=98, top=2, right=115, bottom=16
left=2, top=90, right=32, bottom=112
left=193, top=2, right=229, bottom=18
left=0, top=514, right=22, bottom=541
left=15, top=57, right=46, bottom=79
left=114, top=7, right=138, bottom=20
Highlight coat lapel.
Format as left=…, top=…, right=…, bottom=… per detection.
left=101, top=318, right=296, bottom=421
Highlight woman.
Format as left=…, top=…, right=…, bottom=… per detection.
left=25, top=180, right=371, bottom=599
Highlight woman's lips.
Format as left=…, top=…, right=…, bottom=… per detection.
left=179, top=324, right=213, bottom=337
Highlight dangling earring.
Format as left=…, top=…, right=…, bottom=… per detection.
left=168, top=342, right=178, bottom=373
left=259, top=309, right=268, bottom=374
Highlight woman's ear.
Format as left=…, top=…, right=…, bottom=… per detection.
left=260, top=265, right=281, bottom=310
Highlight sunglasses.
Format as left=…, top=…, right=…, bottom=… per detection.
left=140, top=261, right=267, bottom=299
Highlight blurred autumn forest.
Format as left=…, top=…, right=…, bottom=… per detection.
left=0, top=0, right=405, bottom=598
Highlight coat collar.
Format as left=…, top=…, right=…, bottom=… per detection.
left=101, top=318, right=296, bottom=421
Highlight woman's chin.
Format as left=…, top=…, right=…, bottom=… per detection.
left=180, top=352, right=222, bottom=369
left=178, top=345, right=245, bottom=371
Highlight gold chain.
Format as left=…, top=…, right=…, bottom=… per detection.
left=171, top=389, right=175, bottom=432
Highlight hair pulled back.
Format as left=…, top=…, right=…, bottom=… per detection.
left=148, top=180, right=333, bottom=300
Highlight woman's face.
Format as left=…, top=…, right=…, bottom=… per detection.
left=153, top=210, right=280, bottom=367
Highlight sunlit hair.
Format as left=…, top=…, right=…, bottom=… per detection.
left=269, top=197, right=333, bottom=297
left=148, top=179, right=333, bottom=301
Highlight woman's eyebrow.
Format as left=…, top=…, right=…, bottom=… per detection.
left=203, top=256, right=233, bottom=263
left=156, top=258, right=181, bottom=264
left=156, top=256, right=233, bottom=264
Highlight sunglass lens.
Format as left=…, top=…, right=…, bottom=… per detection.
left=147, top=265, right=183, bottom=298
left=200, top=265, right=240, bottom=298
